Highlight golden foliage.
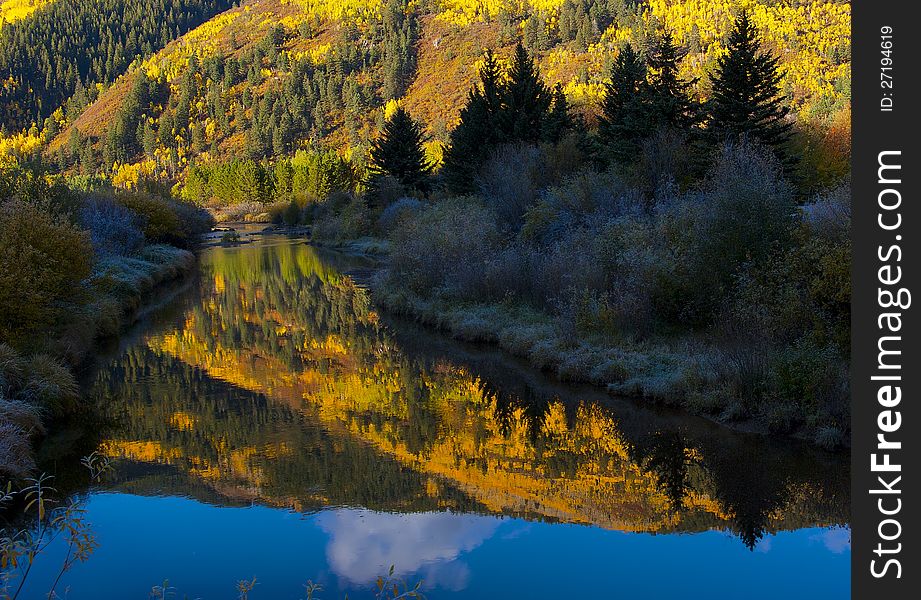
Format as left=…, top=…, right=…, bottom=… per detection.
left=0, top=131, right=42, bottom=167
left=111, top=159, right=158, bottom=190
left=0, top=199, right=93, bottom=346
left=0, top=0, right=52, bottom=27
left=642, top=0, right=850, bottom=115
left=143, top=11, right=242, bottom=82
left=431, top=0, right=849, bottom=117
left=283, top=0, right=383, bottom=25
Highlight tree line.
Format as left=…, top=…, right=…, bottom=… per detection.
left=369, top=12, right=794, bottom=196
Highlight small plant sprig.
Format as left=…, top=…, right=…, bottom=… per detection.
left=1, top=452, right=106, bottom=600
left=0, top=482, right=13, bottom=508
left=236, top=577, right=257, bottom=600
left=374, top=566, right=425, bottom=600
left=302, top=581, right=322, bottom=600
left=149, top=579, right=175, bottom=600
left=80, top=452, right=113, bottom=483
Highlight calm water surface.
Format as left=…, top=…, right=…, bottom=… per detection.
left=23, top=231, right=850, bottom=598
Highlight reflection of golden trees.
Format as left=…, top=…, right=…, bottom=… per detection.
left=93, top=344, right=481, bottom=514
left=93, top=240, right=847, bottom=543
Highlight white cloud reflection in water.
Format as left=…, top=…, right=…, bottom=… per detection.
left=811, top=527, right=851, bottom=554
left=316, top=509, right=503, bottom=589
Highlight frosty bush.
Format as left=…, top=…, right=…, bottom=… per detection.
left=80, top=196, right=145, bottom=257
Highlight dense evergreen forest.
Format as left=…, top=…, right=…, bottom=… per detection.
left=0, top=0, right=236, bottom=131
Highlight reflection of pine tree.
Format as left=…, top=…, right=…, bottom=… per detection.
left=639, top=431, right=691, bottom=514
left=707, top=12, right=792, bottom=158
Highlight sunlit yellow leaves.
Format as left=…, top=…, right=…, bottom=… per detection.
left=433, top=0, right=848, bottom=118
left=100, top=440, right=184, bottom=463
left=383, top=97, right=403, bottom=119
left=170, top=411, right=198, bottom=431
left=111, top=159, right=157, bottom=189
left=0, top=130, right=41, bottom=166
left=436, top=0, right=567, bottom=28
left=423, top=140, right=445, bottom=169
left=283, top=0, right=384, bottom=26
left=642, top=0, right=850, bottom=114
left=0, top=0, right=52, bottom=27
left=143, top=10, right=241, bottom=82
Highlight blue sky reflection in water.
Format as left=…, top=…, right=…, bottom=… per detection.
left=25, top=494, right=849, bottom=599
left=14, top=234, right=850, bottom=599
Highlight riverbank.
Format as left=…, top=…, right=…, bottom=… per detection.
left=0, top=243, right=197, bottom=478
left=307, top=182, right=848, bottom=452
left=1, top=164, right=212, bottom=479
left=371, top=285, right=794, bottom=439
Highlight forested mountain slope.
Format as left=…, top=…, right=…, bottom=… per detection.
left=0, top=0, right=849, bottom=184
left=0, top=0, right=236, bottom=131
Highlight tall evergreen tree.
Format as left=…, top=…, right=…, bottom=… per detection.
left=597, top=43, right=650, bottom=164
left=706, top=12, right=792, bottom=155
left=368, top=106, right=432, bottom=193
left=496, top=42, right=551, bottom=143
left=442, top=50, right=504, bottom=194
left=646, top=31, right=699, bottom=131
left=443, top=45, right=556, bottom=193
left=543, top=83, right=573, bottom=144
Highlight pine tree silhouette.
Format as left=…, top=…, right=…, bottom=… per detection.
left=543, top=83, right=573, bottom=144
left=369, top=106, right=432, bottom=193
left=496, top=42, right=551, bottom=143
left=597, top=44, right=650, bottom=164
left=442, top=50, right=504, bottom=194
left=707, top=12, right=792, bottom=157
left=647, top=31, right=699, bottom=132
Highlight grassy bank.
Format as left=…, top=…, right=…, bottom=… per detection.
left=0, top=164, right=209, bottom=478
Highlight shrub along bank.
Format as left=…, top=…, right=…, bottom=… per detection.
left=0, top=163, right=211, bottom=478
left=366, top=140, right=849, bottom=449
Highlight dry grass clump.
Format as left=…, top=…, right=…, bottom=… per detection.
left=0, top=345, right=78, bottom=476
left=1, top=345, right=80, bottom=418
left=0, top=398, right=44, bottom=435
left=0, top=421, right=34, bottom=477
left=18, top=354, right=80, bottom=417
left=0, top=342, right=25, bottom=391
left=0, top=390, right=44, bottom=478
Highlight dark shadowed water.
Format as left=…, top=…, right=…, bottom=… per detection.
left=20, top=231, right=850, bottom=599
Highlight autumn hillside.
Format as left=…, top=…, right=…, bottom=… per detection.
left=0, top=0, right=850, bottom=185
